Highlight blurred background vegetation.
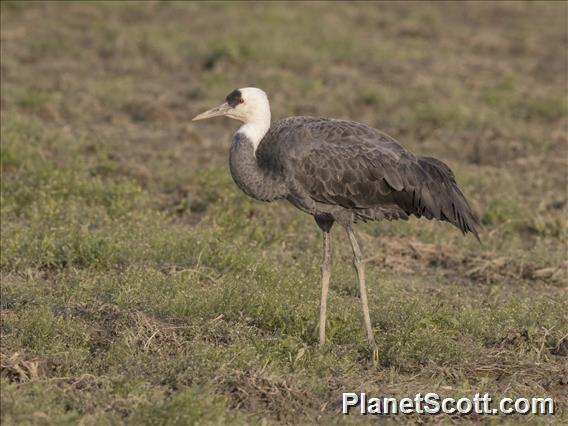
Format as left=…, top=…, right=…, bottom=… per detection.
left=1, top=2, right=567, bottom=424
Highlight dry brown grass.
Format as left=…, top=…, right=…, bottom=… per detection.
left=1, top=1, right=567, bottom=424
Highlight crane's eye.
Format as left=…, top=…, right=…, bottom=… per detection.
left=238, top=98, right=244, bottom=104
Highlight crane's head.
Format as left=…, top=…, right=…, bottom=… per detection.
left=192, top=87, right=270, bottom=125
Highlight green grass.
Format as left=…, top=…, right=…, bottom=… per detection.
left=1, top=2, right=567, bottom=425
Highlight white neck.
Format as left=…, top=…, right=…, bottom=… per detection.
left=236, top=117, right=271, bottom=153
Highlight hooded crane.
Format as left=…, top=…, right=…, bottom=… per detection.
left=193, top=87, right=479, bottom=359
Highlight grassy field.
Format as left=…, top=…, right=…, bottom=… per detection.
left=1, top=1, right=567, bottom=424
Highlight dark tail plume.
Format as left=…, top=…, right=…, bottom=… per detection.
left=394, top=156, right=481, bottom=241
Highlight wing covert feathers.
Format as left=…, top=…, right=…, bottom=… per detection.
left=259, top=117, right=480, bottom=239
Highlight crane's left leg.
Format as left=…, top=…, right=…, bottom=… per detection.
left=346, top=226, right=379, bottom=362
left=315, top=216, right=334, bottom=346
left=318, top=229, right=332, bottom=346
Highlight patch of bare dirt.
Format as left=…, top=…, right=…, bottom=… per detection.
left=215, top=369, right=323, bottom=422
left=364, top=236, right=567, bottom=285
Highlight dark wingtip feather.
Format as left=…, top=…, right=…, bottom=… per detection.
left=468, top=219, right=482, bottom=243
left=416, top=157, right=481, bottom=242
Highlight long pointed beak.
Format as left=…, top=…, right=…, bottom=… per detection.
left=192, top=102, right=231, bottom=121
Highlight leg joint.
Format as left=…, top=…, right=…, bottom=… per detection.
left=321, top=258, right=331, bottom=273
left=352, top=255, right=363, bottom=268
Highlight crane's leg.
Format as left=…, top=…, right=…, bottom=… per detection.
left=346, top=226, right=378, bottom=362
left=315, top=216, right=334, bottom=346
left=319, top=229, right=332, bottom=346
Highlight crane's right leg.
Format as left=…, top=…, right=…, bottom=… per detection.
left=346, top=225, right=379, bottom=363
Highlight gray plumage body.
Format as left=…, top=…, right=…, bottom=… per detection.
left=230, top=116, right=479, bottom=239
left=194, top=87, right=479, bottom=356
